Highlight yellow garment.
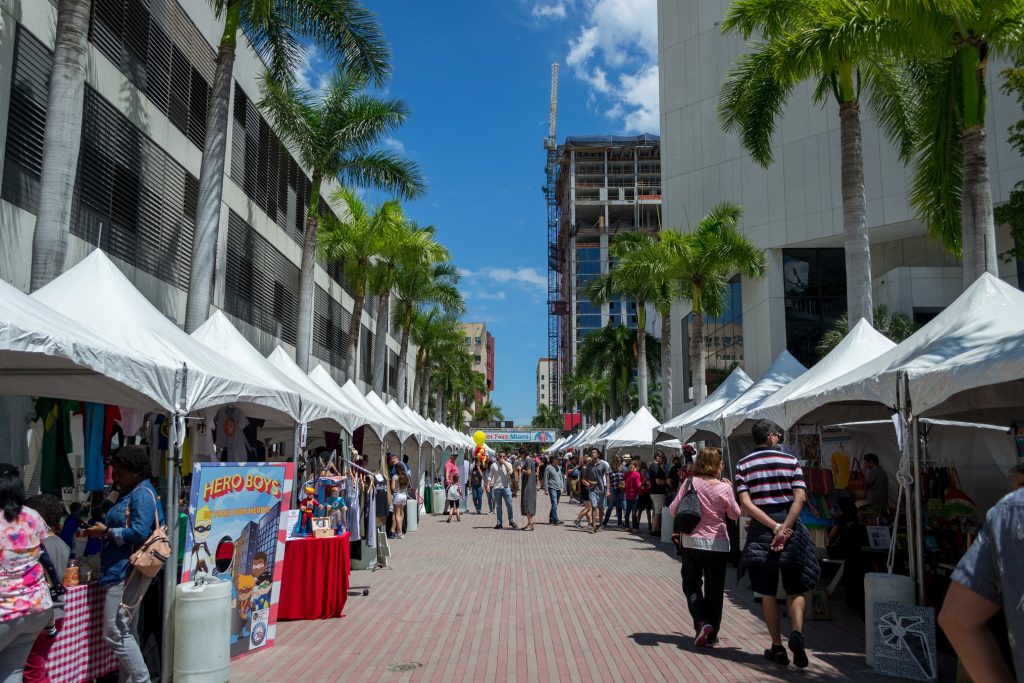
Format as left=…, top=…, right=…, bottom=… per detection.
left=831, top=449, right=851, bottom=488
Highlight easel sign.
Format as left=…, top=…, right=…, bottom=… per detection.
left=867, top=525, right=892, bottom=551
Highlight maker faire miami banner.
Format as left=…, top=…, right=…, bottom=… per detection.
left=481, top=430, right=556, bottom=443
left=182, top=462, right=294, bottom=660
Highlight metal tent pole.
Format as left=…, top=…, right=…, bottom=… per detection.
left=162, top=363, right=187, bottom=683
left=911, top=416, right=925, bottom=605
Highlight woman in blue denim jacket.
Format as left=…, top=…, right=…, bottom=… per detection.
left=85, top=446, right=164, bottom=683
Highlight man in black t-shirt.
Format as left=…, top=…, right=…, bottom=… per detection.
left=649, top=451, right=669, bottom=535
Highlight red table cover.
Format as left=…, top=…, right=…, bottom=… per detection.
left=48, top=583, right=118, bottom=683
left=278, top=532, right=350, bottom=620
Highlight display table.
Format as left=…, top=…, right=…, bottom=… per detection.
left=49, top=583, right=118, bottom=683
left=278, top=532, right=351, bottom=620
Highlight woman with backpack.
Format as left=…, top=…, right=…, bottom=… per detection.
left=84, top=446, right=164, bottom=683
left=669, top=447, right=740, bottom=649
left=0, top=464, right=53, bottom=682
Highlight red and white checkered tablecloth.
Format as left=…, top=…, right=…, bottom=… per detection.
left=48, top=583, right=118, bottom=683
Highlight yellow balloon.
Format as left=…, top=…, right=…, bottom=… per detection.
left=473, top=430, right=486, bottom=446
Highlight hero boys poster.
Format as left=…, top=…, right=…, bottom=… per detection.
left=182, top=462, right=293, bottom=659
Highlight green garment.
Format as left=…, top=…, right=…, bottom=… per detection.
left=35, top=398, right=76, bottom=493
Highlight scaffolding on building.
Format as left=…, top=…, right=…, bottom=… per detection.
left=543, top=64, right=564, bottom=410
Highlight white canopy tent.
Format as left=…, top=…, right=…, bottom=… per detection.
left=655, top=367, right=753, bottom=444
left=308, top=365, right=392, bottom=441
left=362, top=389, right=420, bottom=445
left=0, top=277, right=180, bottom=410
left=745, top=320, right=896, bottom=430
left=780, top=273, right=1024, bottom=426
left=192, top=311, right=349, bottom=433
left=599, top=407, right=661, bottom=449
left=266, top=347, right=361, bottom=435
left=692, top=351, right=806, bottom=443
left=33, top=251, right=301, bottom=423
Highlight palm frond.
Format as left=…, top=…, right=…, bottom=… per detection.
left=719, top=47, right=794, bottom=167
left=339, top=150, right=425, bottom=200
left=860, top=58, right=918, bottom=162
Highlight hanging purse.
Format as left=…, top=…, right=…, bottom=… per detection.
left=847, top=457, right=867, bottom=500
left=126, top=487, right=170, bottom=578
left=673, top=478, right=702, bottom=535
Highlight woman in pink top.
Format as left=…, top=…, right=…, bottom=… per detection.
left=622, top=459, right=643, bottom=533
left=668, top=447, right=740, bottom=648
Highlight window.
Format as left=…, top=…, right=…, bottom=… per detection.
left=224, top=211, right=299, bottom=344
left=466, top=337, right=472, bottom=344
left=312, top=286, right=351, bottom=371
left=475, top=336, right=481, bottom=344
left=683, top=276, right=744, bottom=395
left=89, top=0, right=215, bottom=149
left=474, top=355, right=481, bottom=363
left=2, top=27, right=195, bottom=291
left=783, top=249, right=846, bottom=367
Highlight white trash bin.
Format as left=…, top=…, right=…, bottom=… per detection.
left=660, top=506, right=674, bottom=543
left=406, top=497, right=418, bottom=531
left=174, top=578, right=231, bottom=682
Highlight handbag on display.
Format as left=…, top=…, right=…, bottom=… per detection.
left=126, top=487, right=171, bottom=578
left=847, top=458, right=867, bottom=500
left=673, top=478, right=702, bottom=535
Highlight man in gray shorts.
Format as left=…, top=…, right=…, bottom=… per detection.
left=582, top=448, right=610, bottom=534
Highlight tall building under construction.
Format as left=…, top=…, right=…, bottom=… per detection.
left=546, top=134, right=661, bottom=409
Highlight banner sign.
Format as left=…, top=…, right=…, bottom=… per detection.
left=481, top=430, right=556, bottom=443
left=182, top=462, right=294, bottom=660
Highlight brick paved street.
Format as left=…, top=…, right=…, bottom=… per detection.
left=234, top=493, right=921, bottom=682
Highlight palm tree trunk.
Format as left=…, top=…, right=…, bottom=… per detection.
left=839, top=100, right=873, bottom=327
left=345, top=278, right=366, bottom=382
left=691, top=311, right=707, bottom=403
left=608, top=371, right=619, bottom=419
left=30, top=0, right=92, bottom=292
left=960, top=125, right=997, bottom=284
left=660, top=312, right=672, bottom=418
left=372, top=290, right=389, bottom=395
left=295, top=175, right=321, bottom=371
left=184, top=0, right=241, bottom=330
left=636, top=310, right=648, bottom=408
left=397, top=312, right=412, bottom=407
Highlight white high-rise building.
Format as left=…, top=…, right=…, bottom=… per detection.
left=536, top=357, right=555, bottom=408
left=657, top=0, right=1023, bottom=416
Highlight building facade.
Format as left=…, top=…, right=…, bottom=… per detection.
left=657, top=0, right=1023, bottom=416
left=535, top=357, right=554, bottom=408
left=0, top=0, right=414, bottom=398
left=460, top=322, right=494, bottom=400
left=549, top=135, right=662, bottom=407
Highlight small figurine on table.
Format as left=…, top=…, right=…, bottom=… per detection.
left=295, top=485, right=318, bottom=537
left=323, top=485, right=348, bottom=535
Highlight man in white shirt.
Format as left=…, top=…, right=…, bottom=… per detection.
left=486, top=452, right=517, bottom=530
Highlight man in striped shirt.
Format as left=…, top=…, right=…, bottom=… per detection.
left=735, top=419, right=810, bottom=669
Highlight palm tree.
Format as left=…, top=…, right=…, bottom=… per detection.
left=393, top=259, right=463, bottom=406
left=257, top=71, right=424, bottom=372
left=719, top=0, right=916, bottom=328
left=368, top=224, right=446, bottom=396
left=563, top=370, right=610, bottom=426
left=472, top=400, right=504, bottom=425
left=816, top=305, right=916, bottom=357
left=575, top=324, right=635, bottom=418
left=661, top=203, right=766, bottom=403
left=582, top=232, right=665, bottom=408
left=29, top=0, right=92, bottom=292
left=316, top=191, right=397, bottom=378
left=763, top=0, right=1024, bottom=284
left=182, top=0, right=390, bottom=332
left=531, top=403, right=562, bottom=429
left=410, top=307, right=462, bottom=416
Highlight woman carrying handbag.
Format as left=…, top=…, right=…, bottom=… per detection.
left=85, top=446, right=166, bottom=683
left=669, top=447, right=740, bottom=649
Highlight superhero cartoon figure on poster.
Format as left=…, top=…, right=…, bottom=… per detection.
left=183, top=462, right=294, bottom=660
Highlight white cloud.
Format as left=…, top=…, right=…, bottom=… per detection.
left=382, top=137, right=406, bottom=154
left=560, top=0, right=660, bottom=133
left=475, top=290, right=508, bottom=301
left=532, top=2, right=568, bottom=20
left=480, top=267, right=547, bottom=290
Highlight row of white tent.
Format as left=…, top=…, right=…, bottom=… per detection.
left=1, top=249, right=475, bottom=661
left=1, top=249, right=475, bottom=454
left=546, top=406, right=685, bottom=454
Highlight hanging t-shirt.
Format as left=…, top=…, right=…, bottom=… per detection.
left=34, top=398, right=75, bottom=494
left=365, top=483, right=376, bottom=549
left=82, top=403, right=106, bottom=492
left=344, top=477, right=360, bottom=542
left=191, top=411, right=217, bottom=463
left=103, top=405, right=122, bottom=456
left=215, top=407, right=251, bottom=461
left=117, top=407, right=145, bottom=441
left=0, top=396, right=35, bottom=467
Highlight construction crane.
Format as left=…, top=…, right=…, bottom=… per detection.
left=543, top=63, right=562, bottom=412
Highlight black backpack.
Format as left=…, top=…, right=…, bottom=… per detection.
left=673, top=478, right=702, bottom=535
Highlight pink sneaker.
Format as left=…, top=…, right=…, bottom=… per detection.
left=694, top=623, right=713, bottom=648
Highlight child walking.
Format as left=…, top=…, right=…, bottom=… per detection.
left=446, top=474, right=462, bottom=523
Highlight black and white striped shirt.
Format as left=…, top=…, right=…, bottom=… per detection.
left=735, top=447, right=805, bottom=507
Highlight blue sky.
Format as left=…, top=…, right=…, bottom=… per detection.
left=297, top=0, right=658, bottom=424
